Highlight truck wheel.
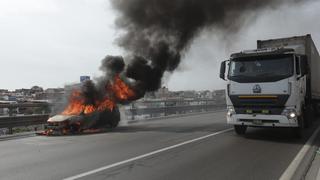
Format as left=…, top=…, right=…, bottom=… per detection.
left=234, top=125, right=247, bottom=135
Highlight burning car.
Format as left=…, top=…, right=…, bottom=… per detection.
left=41, top=57, right=140, bottom=136
left=45, top=107, right=120, bottom=135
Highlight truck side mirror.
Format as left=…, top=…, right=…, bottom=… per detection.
left=220, top=61, right=226, bottom=80
left=300, top=55, right=309, bottom=76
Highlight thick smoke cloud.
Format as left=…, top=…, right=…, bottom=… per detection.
left=74, top=0, right=309, bottom=106
left=109, top=0, right=305, bottom=97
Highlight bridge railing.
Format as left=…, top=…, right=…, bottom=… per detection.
left=0, top=102, right=50, bottom=109
left=0, top=102, right=50, bottom=134
left=124, top=99, right=226, bottom=121
left=0, top=115, right=49, bottom=129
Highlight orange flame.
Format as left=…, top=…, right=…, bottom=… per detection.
left=62, top=74, right=135, bottom=116
left=62, top=91, right=86, bottom=115
left=109, top=74, right=136, bottom=101
left=62, top=92, right=115, bottom=115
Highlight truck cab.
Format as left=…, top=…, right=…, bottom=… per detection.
left=220, top=47, right=310, bottom=136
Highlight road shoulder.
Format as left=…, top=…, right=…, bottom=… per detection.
left=305, top=129, right=320, bottom=180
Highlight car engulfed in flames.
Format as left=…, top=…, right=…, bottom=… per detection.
left=44, top=107, right=120, bottom=136
left=40, top=73, right=136, bottom=136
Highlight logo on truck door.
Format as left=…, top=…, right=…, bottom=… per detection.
left=253, top=84, right=262, bottom=93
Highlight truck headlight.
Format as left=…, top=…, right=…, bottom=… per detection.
left=227, top=107, right=235, bottom=117
left=289, top=112, right=296, bottom=118
left=282, top=108, right=297, bottom=119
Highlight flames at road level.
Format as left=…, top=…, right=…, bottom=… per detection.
left=62, top=74, right=135, bottom=116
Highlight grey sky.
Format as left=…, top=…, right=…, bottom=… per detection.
left=0, top=0, right=320, bottom=91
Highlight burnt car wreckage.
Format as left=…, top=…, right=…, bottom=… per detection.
left=43, top=107, right=120, bottom=135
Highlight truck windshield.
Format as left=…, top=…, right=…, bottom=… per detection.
left=228, top=55, right=293, bottom=83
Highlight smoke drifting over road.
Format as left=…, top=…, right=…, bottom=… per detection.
left=67, top=0, right=310, bottom=108
left=107, top=0, right=305, bottom=97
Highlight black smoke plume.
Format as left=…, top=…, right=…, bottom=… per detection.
left=106, top=0, right=306, bottom=99
left=74, top=0, right=309, bottom=105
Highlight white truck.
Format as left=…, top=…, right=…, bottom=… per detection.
left=220, top=34, right=320, bottom=136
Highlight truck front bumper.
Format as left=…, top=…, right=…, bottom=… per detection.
left=227, top=114, right=298, bottom=127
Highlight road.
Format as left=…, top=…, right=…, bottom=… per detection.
left=0, top=111, right=318, bottom=180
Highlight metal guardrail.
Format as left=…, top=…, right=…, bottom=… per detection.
left=0, top=102, right=50, bottom=109
left=0, top=102, right=50, bottom=134
left=125, top=99, right=225, bottom=120
left=128, top=105, right=225, bottom=115
left=0, top=115, right=49, bottom=128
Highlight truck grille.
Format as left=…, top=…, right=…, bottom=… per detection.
left=239, top=119, right=279, bottom=123
left=229, top=95, right=289, bottom=115
left=234, top=107, right=284, bottom=115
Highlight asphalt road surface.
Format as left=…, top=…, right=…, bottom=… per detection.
left=0, top=111, right=318, bottom=180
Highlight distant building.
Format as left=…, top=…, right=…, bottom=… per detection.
left=45, top=88, right=64, bottom=94
left=144, top=92, right=156, bottom=99
left=14, top=88, right=31, bottom=96
left=198, top=90, right=213, bottom=99
left=0, top=95, right=9, bottom=101
left=154, top=87, right=170, bottom=99
left=35, top=88, right=65, bottom=101
left=8, top=96, right=17, bottom=101
left=30, top=86, right=44, bottom=94
left=213, top=89, right=225, bottom=97
left=0, top=89, right=9, bottom=94
left=180, top=90, right=197, bottom=99
left=212, top=89, right=226, bottom=104
left=144, top=88, right=217, bottom=100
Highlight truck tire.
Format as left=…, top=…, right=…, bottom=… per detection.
left=234, top=125, right=247, bottom=135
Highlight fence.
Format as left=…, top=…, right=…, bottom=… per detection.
left=124, top=99, right=226, bottom=120
left=0, top=102, right=50, bottom=134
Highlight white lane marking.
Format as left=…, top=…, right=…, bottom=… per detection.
left=279, top=126, right=320, bottom=180
left=64, top=128, right=233, bottom=180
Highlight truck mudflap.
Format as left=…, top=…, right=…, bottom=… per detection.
left=227, top=114, right=299, bottom=127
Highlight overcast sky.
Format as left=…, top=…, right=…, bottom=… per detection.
left=0, top=0, right=320, bottom=91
